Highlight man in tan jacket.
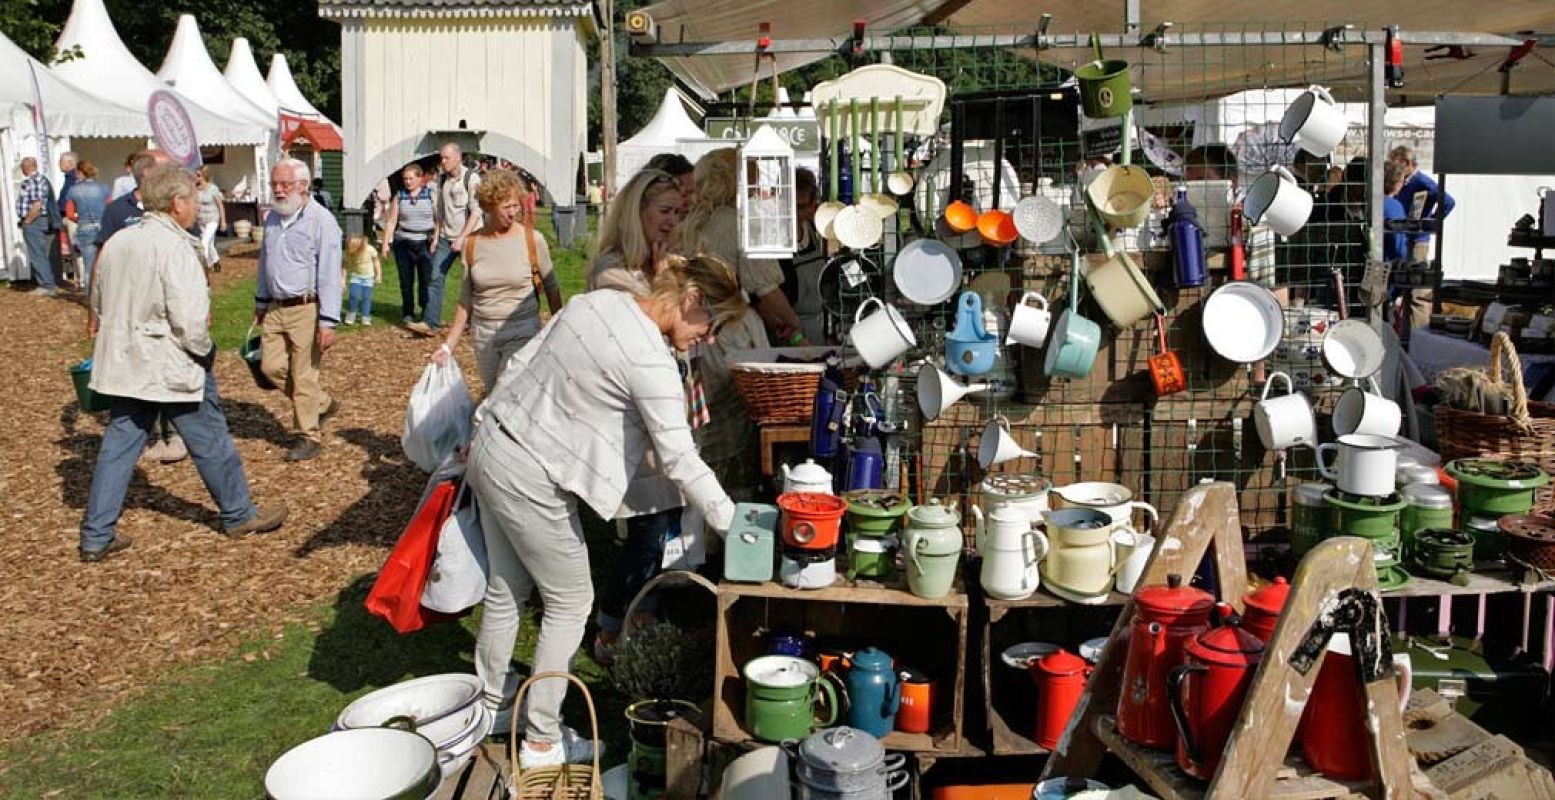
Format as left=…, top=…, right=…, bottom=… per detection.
left=80, top=165, right=286, bottom=563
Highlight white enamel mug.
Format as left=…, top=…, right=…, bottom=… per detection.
left=1253, top=371, right=1318, bottom=451
left=1333, top=376, right=1402, bottom=438
left=1279, top=85, right=1348, bottom=157
left=1005, top=292, right=1053, bottom=347
left=1317, top=434, right=1399, bottom=497
left=851, top=297, right=917, bottom=369
left=1111, top=528, right=1155, bottom=595
left=1244, top=166, right=1313, bottom=237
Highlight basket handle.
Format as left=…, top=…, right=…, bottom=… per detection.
left=1488, top=331, right=1534, bottom=430
left=508, top=671, right=604, bottom=794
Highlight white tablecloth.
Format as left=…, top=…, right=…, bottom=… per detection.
left=1409, top=329, right=1555, bottom=402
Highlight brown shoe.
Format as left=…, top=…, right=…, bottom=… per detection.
left=80, top=534, right=134, bottom=563
left=319, top=398, right=341, bottom=429
left=142, top=439, right=168, bottom=463
left=405, top=320, right=433, bottom=337
left=285, top=439, right=322, bottom=462
left=159, top=434, right=188, bottom=464
left=225, top=505, right=288, bottom=537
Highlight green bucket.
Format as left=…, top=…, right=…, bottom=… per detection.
left=69, top=360, right=113, bottom=413
left=240, top=325, right=277, bottom=391
left=1075, top=33, right=1132, bottom=118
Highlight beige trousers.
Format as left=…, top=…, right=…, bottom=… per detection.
left=260, top=303, right=333, bottom=442
left=470, top=312, right=540, bottom=391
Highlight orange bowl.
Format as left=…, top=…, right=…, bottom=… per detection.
left=977, top=209, right=1019, bottom=247
left=932, top=785, right=1036, bottom=800
left=944, top=200, right=978, bottom=234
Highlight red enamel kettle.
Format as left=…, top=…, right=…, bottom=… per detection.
left=1168, top=618, right=1265, bottom=779
left=1241, top=576, right=1292, bottom=643
left=1298, top=633, right=1413, bottom=780
left=1116, top=574, right=1214, bottom=750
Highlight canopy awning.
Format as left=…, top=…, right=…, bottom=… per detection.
left=281, top=117, right=344, bottom=151
left=0, top=30, right=149, bottom=139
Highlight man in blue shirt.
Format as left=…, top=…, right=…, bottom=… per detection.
left=1382, top=160, right=1408, bottom=263
left=1389, top=145, right=1454, bottom=263
left=15, top=157, right=56, bottom=295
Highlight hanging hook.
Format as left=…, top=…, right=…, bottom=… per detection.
left=1319, top=24, right=1353, bottom=53
left=1034, top=14, right=1054, bottom=51
left=1141, top=22, right=1173, bottom=53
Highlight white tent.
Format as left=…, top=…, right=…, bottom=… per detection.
left=266, top=53, right=337, bottom=130
left=615, top=87, right=708, bottom=189
left=155, top=14, right=273, bottom=200
left=50, top=0, right=266, bottom=147
left=224, top=37, right=283, bottom=120
left=1, top=31, right=150, bottom=280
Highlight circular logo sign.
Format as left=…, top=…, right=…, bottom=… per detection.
left=1097, top=87, right=1115, bottom=110
left=147, top=90, right=201, bottom=169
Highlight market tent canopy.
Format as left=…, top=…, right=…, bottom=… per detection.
left=615, top=87, right=707, bottom=188
left=0, top=30, right=149, bottom=138
left=49, top=0, right=268, bottom=145
left=157, top=15, right=276, bottom=130
left=224, top=38, right=284, bottom=120
left=267, top=53, right=339, bottom=133
left=282, top=117, right=344, bottom=151
left=639, top=0, right=1555, bottom=101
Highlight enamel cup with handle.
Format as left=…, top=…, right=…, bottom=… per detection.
left=1111, top=529, right=1155, bottom=595
left=1279, top=85, right=1348, bottom=157
left=1253, top=371, right=1318, bottom=451
left=1317, top=434, right=1399, bottom=497
left=1244, top=166, right=1313, bottom=237
left=852, top=297, right=917, bottom=368
left=1333, top=376, right=1402, bottom=437
left=1005, top=291, right=1052, bottom=347
left=1052, top=482, right=1160, bottom=535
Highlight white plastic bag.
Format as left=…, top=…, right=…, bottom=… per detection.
left=402, top=360, right=474, bottom=472
left=421, top=480, right=488, bottom=613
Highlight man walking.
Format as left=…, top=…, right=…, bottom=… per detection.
left=255, top=158, right=344, bottom=462
left=424, top=142, right=482, bottom=333
left=15, top=157, right=57, bottom=296
left=81, top=164, right=286, bottom=563
left=57, top=152, right=80, bottom=284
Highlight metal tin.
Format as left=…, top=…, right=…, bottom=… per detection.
left=1396, top=464, right=1441, bottom=488
left=1400, top=484, right=1454, bottom=563
left=1291, top=483, right=1331, bottom=557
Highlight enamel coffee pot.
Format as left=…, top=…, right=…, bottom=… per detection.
left=1168, top=619, right=1265, bottom=780
left=1241, top=577, right=1292, bottom=643
left=1030, top=649, right=1091, bottom=750
left=974, top=473, right=1052, bottom=551
left=977, top=505, right=1051, bottom=601
left=1117, top=574, right=1215, bottom=750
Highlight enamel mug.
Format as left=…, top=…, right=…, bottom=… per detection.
left=1253, top=371, right=1317, bottom=451
left=1333, top=376, right=1402, bottom=438
left=1111, top=529, right=1155, bottom=595
left=1244, top=166, right=1313, bottom=237
left=1005, top=292, right=1053, bottom=348
left=1317, top=434, right=1399, bottom=497
left=851, top=297, right=917, bottom=369
left=1279, top=85, right=1348, bottom=157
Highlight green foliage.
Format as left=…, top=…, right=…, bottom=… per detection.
left=609, top=621, right=715, bottom=702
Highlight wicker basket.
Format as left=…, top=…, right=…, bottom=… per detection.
left=728, top=347, right=839, bottom=425
left=508, top=672, right=603, bottom=800
left=1436, top=332, right=1555, bottom=512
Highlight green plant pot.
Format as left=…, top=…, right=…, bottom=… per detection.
left=625, top=699, right=698, bottom=749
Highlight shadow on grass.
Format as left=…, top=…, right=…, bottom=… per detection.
left=307, top=573, right=480, bottom=694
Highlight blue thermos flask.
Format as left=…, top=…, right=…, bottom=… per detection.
left=810, top=364, right=848, bottom=459
left=1166, top=188, right=1207, bottom=288
left=838, top=142, right=854, bottom=205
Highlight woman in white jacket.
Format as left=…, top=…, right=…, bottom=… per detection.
left=469, top=254, right=744, bottom=766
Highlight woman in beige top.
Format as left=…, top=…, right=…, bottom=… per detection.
left=432, top=170, right=562, bottom=389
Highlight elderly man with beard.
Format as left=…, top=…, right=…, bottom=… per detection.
left=81, top=164, right=287, bottom=563
left=255, top=158, right=344, bottom=462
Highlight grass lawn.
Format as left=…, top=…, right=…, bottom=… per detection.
left=0, top=213, right=627, bottom=798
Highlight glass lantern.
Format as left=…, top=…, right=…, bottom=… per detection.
left=738, top=124, right=797, bottom=258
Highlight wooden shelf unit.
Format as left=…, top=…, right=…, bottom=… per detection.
left=712, top=577, right=971, bottom=754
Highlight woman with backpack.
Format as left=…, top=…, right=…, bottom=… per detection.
left=380, top=162, right=441, bottom=334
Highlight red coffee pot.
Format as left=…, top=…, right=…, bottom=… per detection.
left=1030, top=649, right=1091, bottom=750
left=1241, top=576, right=1292, bottom=643
left=1116, top=574, right=1215, bottom=750
left=1168, top=620, right=1265, bottom=779
left=1298, top=633, right=1413, bottom=780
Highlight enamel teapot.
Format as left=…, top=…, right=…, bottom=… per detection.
left=978, top=505, right=1050, bottom=600
left=973, top=473, right=1052, bottom=550
left=782, top=459, right=835, bottom=495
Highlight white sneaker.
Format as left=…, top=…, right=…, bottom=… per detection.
left=345, top=312, right=357, bottom=324
left=362, top=315, right=373, bottom=326
left=518, top=726, right=600, bottom=769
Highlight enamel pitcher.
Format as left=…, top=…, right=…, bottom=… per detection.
left=973, top=473, right=1052, bottom=551
left=904, top=499, right=963, bottom=599
left=1040, top=507, right=1122, bottom=603
left=977, top=505, right=1050, bottom=601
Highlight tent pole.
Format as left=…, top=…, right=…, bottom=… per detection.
left=1368, top=41, right=1386, bottom=270
left=601, top=0, right=619, bottom=207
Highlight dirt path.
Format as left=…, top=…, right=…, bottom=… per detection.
left=0, top=256, right=456, bottom=742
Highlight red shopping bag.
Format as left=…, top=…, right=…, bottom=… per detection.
left=366, top=475, right=460, bottom=633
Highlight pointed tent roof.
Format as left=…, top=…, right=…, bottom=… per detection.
left=266, top=53, right=336, bottom=129
left=50, top=0, right=265, bottom=145
left=620, top=87, right=707, bottom=148
left=0, top=30, right=149, bottom=138
left=223, top=37, right=282, bottom=119
left=157, top=15, right=274, bottom=130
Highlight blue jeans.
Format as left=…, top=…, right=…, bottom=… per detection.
left=391, top=239, right=433, bottom=321
left=22, top=220, right=54, bottom=291
left=348, top=279, right=374, bottom=318
left=80, top=368, right=257, bottom=551
left=76, top=223, right=100, bottom=291
left=596, top=508, right=681, bottom=634
left=426, top=236, right=459, bottom=328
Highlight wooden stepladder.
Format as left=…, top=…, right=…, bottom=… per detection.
left=1041, top=482, right=1418, bottom=799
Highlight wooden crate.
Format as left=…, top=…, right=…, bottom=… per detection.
left=979, top=594, right=1126, bottom=755
left=712, top=579, right=971, bottom=754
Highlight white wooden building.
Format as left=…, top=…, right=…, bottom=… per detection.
left=319, top=0, right=596, bottom=208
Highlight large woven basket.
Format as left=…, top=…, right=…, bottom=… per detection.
left=728, top=347, right=839, bottom=425
left=1436, top=332, right=1555, bottom=512
left=508, top=672, right=603, bottom=800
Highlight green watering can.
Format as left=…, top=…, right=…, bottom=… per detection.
left=1075, top=33, right=1132, bottom=118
